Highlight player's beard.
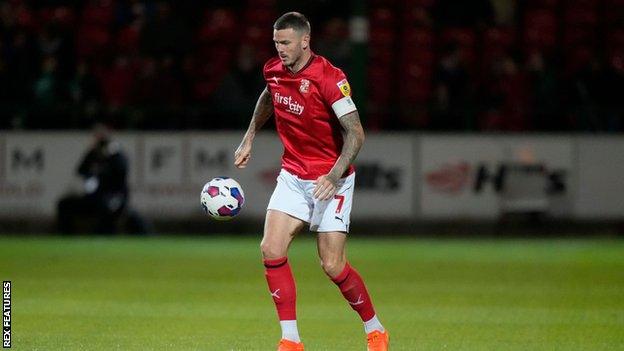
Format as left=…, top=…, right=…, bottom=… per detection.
left=284, top=54, right=302, bottom=70
left=281, top=55, right=291, bottom=66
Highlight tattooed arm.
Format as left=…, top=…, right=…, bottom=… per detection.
left=313, top=110, right=365, bottom=200
left=234, top=87, right=274, bottom=168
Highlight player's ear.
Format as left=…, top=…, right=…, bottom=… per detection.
left=302, top=34, right=310, bottom=50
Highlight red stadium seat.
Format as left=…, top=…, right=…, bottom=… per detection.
left=401, top=6, right=433, bottom=27
left=400, top=60, right=432, bottom=102
left=38, top=6, right=76, bottom=28
left=607, top=28, right=624, bottom=47
left=484, top=27, right=515, bottom=49
left=563, top=6, right=598, bottom=26
left=524, top=9, right=557, bottom=30
left=75, top=25, right=111, bottom=58
left=370, top=8, right=396, bottom=27
left=244, top=8, right=275, bottom=26
left=198, top=8, right=237, bottom=44
left=440, top=28, right=476, bottom=48
left=562, top=27, right=596, bottom=48
left=81, top=0, right=114, bottom=26
left=400, top=46, right=435, bottom=66
left=523, top=29, right=557, bottom=52
left=52, top=6, right=76, bottom=27
left=402, top=27, right=434, bottom=48
left=14, top=2, right=36, bottom=30
left=369, top=27, right=396, bottom=46
left=370, top=45, right=394, bottom=65
left=565, top=45, right=593, bottom=74
left=482, top=27, right=516, bottom=65
left=100, top=56, right=137, bottom=106
left=116, top=22, right=141, bottom=54
left=523, top=10, right=558, bottom=52
left=368, top=67, right=393, bottom=103
left=440, top=28, right=477, bottom=72
left=192, top=49, right=232, bottom=99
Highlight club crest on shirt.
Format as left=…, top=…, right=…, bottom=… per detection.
left=337, top=79, right=351, bottom=97
left=299, top=79, right=310, bottom=93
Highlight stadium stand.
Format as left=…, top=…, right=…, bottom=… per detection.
left=0, top=0, right=622, bottom=131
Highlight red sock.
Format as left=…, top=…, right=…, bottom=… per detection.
left=331, top=262, right=376, bottom=322
left=264, top=257, right=297, bottom=320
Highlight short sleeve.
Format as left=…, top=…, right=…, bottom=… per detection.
left=263, top=58, right=278, bottom=93
left=262, top=61, right=270, bottom=87
left=320, top=67, right=358, bottom=118
left=262, top=60, right=271, bottom=81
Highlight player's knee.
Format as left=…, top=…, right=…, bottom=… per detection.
left=260, top=240, right=286, bottom=259
left=320, top=257, right=345, bottom=278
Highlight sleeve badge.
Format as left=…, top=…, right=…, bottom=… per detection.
left=336, top=79, right=351, bottom=97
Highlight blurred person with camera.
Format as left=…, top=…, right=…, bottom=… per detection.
left=56, top=123, right=129, bottom=234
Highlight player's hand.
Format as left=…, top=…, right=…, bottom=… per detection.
left=234, top=139, right=252, bottom=168
left=313, top=174, right=338, bottom=200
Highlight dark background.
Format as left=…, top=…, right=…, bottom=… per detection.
left=1, top=0, right=622, bottom=132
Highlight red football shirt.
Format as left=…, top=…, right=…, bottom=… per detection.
left=263, top=54, right=357, bottom=180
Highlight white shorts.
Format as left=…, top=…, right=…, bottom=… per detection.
left=267, top=169, right=355, bottom=233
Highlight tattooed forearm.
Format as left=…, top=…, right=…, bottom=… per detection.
left=328, top=111, right=365, bottom=180
left=244, top=87, right=274, bottom=139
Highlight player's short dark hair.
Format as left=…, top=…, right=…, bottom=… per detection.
left=273, top=12, right=311, bottom=34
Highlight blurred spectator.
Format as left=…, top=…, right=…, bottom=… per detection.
left=30, top=55, right=64, bottom=128
left=33, top=56, right=60, bottom=106
left=152, top=56, right=184, bottom=105
left=566, top=56, right=604, bottom=131
left=116, top=18, right=144, bottom=55
left=100, top=54, right=135, bottom=109
left=490, top=0, right=516, bottom=25
left=197, top=7, right=237, bottom=45
left=140, top=1, right=191, bottom=56
left=527, top=52, right=561, bottom=131
left=210, top=44, right=266, bottom=128
left=132, top=56, right=160, bottom=105
left=316, top=17, right=351, bottom=71
left=5, top=31, right=38, bottom=105
left=56, top=123, right=130, bottom=234
left=130, top=55, right=186, bottom=129
left=0, top=0, right=622, bottom=132
left=68, top=60, right=102, bottom=128
left=601, top=56, right=624, bottom=131
left=479, top=55, right=529, bottom=131
left=431, top=44, right=473, bottom=130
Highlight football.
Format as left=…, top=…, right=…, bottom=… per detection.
left=200, top=177, right=245, bottom=220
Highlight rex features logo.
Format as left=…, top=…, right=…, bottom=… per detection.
left=274, top=92, right=304, bottom=116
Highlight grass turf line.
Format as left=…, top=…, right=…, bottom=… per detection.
left=1, top=237, right=623, bottom=350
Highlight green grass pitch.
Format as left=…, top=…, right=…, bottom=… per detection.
left=1, top=236, right=623, bottom=350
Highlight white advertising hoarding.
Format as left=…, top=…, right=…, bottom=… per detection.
left=0, top=132, right=414, bottom=220
left=419, top=135, right=574, bottom=219
left=351, top=134, right=414, bottom=218
left=575, top=137, right=624, bottom=218
left=5, top=132, right=623, bottom=221
left=0, top=132, right=89, bottom=218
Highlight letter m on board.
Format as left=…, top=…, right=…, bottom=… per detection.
left=12, top=148, right=44, bottom=172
